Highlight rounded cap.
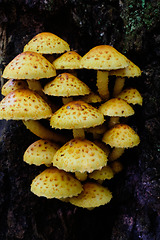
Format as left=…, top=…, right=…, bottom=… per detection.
left=2, top=51, right=56, bottom=80
left=79, top=91, right=102, bottom=103
left=102, top=124, right=140, bottom=148
left=69, top=182, right=112, bottom=208
left=80, top=45, right=129, bottom=70
left=50, top=100, right=104, bottom=129
left=23, top=32, right=70, bottom=54
left=31, top=167, right=83, bottom=199
left=53, top=51, right=82, bottom=69
left=117, top=88, right=143, bottom=106
left=109, top=60, right=142, bottom=77
left=43, top=73, right=90, bottom=97
left=52, top=138, right=108, bottom=173
left=1, top=79, right=28, bottom=96
left=23, top=139, right=60, bottom=166
left=99, top=98, right=135, bottom=117
left=0, top=89, right=52, bottom=120
left=89, top=165, right=114, bottom=181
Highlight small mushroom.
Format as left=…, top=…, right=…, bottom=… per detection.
left=0, top=89, right=52, bottom=120
left=88, top=165, right=114, bottom=184
left=50, top=100, right=104, bottom=139
left=68, top=182, right=112, bottom=209
left=52, top=138, right=108, bottom=174
left=2, top=51, right=56, bottom=80
left=99, top=98, right=135, bottom=128
left=79, top=91, right=102, bottom=104
left=43, top=72, right=91, bottom=104
left=102, top=123, right=140, bottom=148
left=31, top=167, right=83, bottom=199
left=109, top=60, right=142, bottom=97
left=23, top=139, right=60, bottom=166
left=1, top=79, right=28, bottom=96
left=117, top=88, right=143, bottom=106
left=53, top=51, right=82, bottom=76
left=80, top=45, right=129, bottom=100
left=23, top=32, right=70, bottom=55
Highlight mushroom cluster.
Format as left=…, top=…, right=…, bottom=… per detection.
left=0, top=32, right=142, bottom=209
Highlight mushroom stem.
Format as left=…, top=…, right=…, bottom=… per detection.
left=109, top=147, right=125, bottom=162
left=27, top=80, right=42, bottom=91
left=75, top=171, right=88, bottom=181
left=97, top=70, right=110, bottom=100
left=108, top=116, right=120, bottom=128
left=113, top=77, right=125, bottom=97
left=73, top=128, right=85, bottom=139
left=62, top=97, right=73, bottom=105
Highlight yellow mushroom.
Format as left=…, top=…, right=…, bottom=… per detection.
left=69, top=182, right=112, bottom=209
left=109, top=59, right=142, bottom=97
left=43, top=72, right=91, bottom=104
left=23, top=139, right=60, bottom=166
left=80, top=45, right=129, bottom=100
left=117, top=88, right=143, bottom=106
left=99, top=98, right=135, bottom=128
left=50, top=100, right=104, bottom=139
left=1, top=79, right=28, bottom=96
left=0, top=89, right=52, bottom=120
left=31, top=167, right=83, bottom=199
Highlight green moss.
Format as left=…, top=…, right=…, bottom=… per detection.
left=121, top=0, right=160, bottom=51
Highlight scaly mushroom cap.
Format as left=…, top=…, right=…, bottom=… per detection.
left=53, top=51, right=82, bottom=69
left=23, top=139, right=60, bottom=166
left=79, top=91, right=102, bottom=103
left=69, top=182, right=112, bottom=208
left=80, top=45, right=129, bottom=70
left=109, top=60, right=142, bottom=77
left=1, top=79, right=28, bottom=96
left=0, top=89, right=52, bottom=120
left=117, top=88, right=143, bottom=106
left=50, top=100, right=104, bottom=129
left=23, top=32, right=70, bottom=54
left=102, top=124, right=140, bottom=148
left=89, top=165, right=114, bottom=181
left=2, top=51, right=56, bottom=80
left=43, top=73, right=90, bottom=97
left=31, top=167, right=83, bottom=199
left=52, top=138, right=108, bottom=173
left=99, top=98, right=135, bottom=117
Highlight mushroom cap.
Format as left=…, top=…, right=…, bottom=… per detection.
left=23, top=139, right=60, bottom=166
left=2, top=51, right=56, bottom=80
left=102, top=124, right=140, bottom=148
left=50, top=100, right=104, bottom=129
left=117, top=88, right=143, bottom=106
left=99, top=98, right=135, bottom=117
left=79, top=91, right=102, bottom=103
left=0, top=89, right=52, bottom=120
left=52, top=138, right=108, bottom=173
left=31, top=167, right=83, bottom=199
left=43, top=73, right=90, bottom=97
left=69, top=182, right=112, bottom=208
left=1, top=79, right=28, bottom=96
left=80, top=45, right=129, bottom=70
left=109, top=60, right=142, bottom=77
left=53, top=51, right=82, bottom=69
left=89, top=165, right=114, bottom=181
left=23, top=32, right=70, bottom=54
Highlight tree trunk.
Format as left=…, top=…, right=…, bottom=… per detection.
left=0, top=1, right=160, bottom=240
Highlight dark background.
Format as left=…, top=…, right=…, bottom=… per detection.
left=0, top=1, right=160, bottom=239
